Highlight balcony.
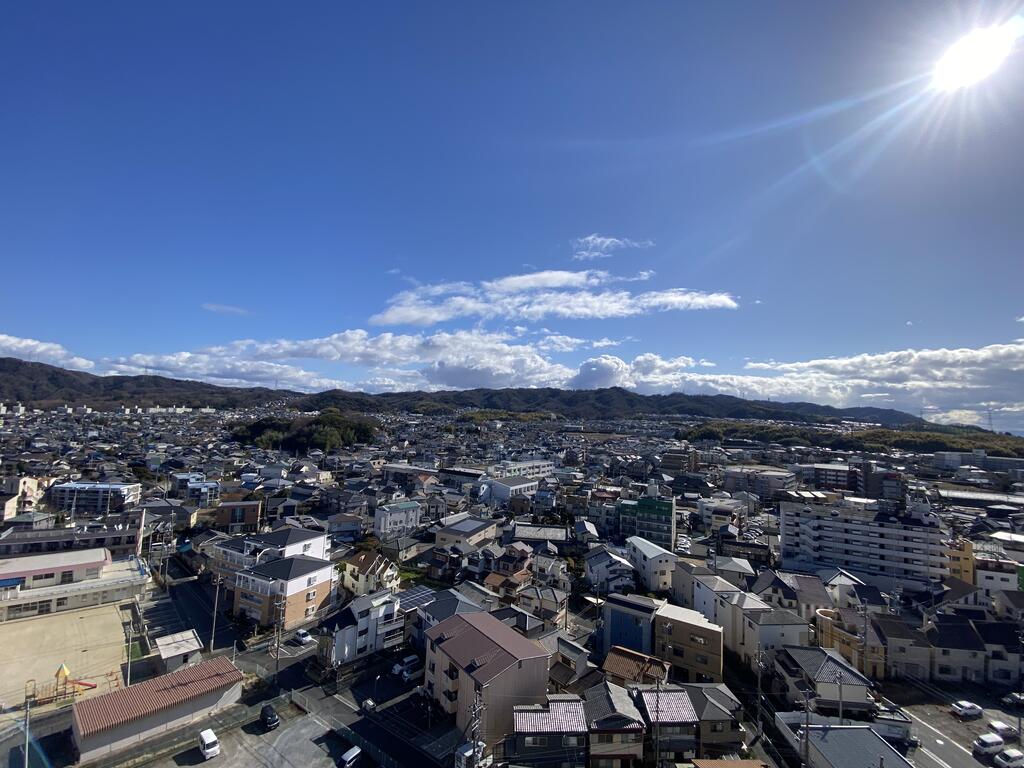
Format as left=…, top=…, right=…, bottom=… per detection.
left=445, top=667, right=459, bottom=681
left=443, top=689, right=458, bottom=703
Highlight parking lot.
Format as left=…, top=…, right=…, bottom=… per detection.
left=152, top=707, right=370, bottom=768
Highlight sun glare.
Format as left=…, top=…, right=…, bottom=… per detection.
left=932, top=17, right=1024, bottom=92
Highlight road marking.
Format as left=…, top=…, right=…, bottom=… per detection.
left=905, top=711, right=973, bottom=757
left=920, top=748, right=955, bottom=768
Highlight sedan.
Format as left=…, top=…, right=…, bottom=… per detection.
left=951, top=700, right=984, bottom=719
left=995, top=749, right=1024, bottom=768
left=293, top=629, right=315, bottom=646
left=1002, top=693, right=1024, bottom=711
left=991, top=722, right=1020, bottom=742
left=260, top=704, right=280, bottom=731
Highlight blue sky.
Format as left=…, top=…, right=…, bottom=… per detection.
left=2, top=2, right=1024, bottom=428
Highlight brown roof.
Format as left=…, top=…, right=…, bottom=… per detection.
left=601, top=646, right=669, bottom=683
left=73, top=656, right=242, bottom=739
left=426, top=612, right=549, bottom=685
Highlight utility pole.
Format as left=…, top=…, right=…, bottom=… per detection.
left=802, top=690, right=813, bottom=768
left=208, top=575, right=222, bottom=653
left=654, top=673, right=662, bottom=768
left=23, top=680, right=35, bottom=768
left=126, top=619, right=135, bottom=686
left=468, top=685, right=485, bottom=768
left=274, top=597, right=285, bottom=685
left=755, top=642, right=765, bottom=741
left=1017, top=629, right=1023, bottom=744
left=838, top=678, right=843, bottom=726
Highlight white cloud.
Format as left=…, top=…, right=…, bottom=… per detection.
left=201, top=303, right=249, bottom=316
left=572, top=233, right=654, bottom=261
left=537, top=334, right=586, bottom=353
left=0, top=333, right=95, bottom=370
left=370, top=269, right=736, bottom=326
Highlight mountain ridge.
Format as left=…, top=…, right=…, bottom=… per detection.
left=0, top=356, right=923, bottom=426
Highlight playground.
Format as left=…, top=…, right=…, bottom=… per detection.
left=0, top=603, right=128, bottom=712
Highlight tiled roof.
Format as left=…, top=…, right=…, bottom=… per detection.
left=73, top=656, right=242, bottom=738
left=602, top=646, right=668, bottom=683
left=638, top=688, right=699, bottom=723
left=425, top=612, right=548, bottom=685
left=514, top=697, right=587, bottom=734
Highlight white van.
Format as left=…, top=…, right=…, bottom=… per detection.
left=198, top=729, right=221, bottom=760
left=392, top=654, right=419, bottom=676
left=340, top=745, right=362, bottom=767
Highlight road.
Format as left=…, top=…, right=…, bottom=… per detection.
left=162, top=557, right=240, bottom=653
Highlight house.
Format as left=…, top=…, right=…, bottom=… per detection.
left=681, top=683, right=746, bottom=757
left=516, top=585, right=568, bottom=631
left=505, top=695, right=588, bottom=768
left=602, top=646, right=669, bottom=688
left=232, top=554, right=336, bottom=629
left=816, top=608, right=886, bottom=679
left=72, top=657, right=242, bottom=764
left=374, top=500, right=422, bottom=541
left=213, top=500, right=262, bottom=533
left=435, top=516, right=499, bottom=548
left=773, top=646, right=874, bottom=715
left=338, top=549, right=400, bottom=596
left=654, top=603, right=724, bottom=683
left=626, top=536, right=678, bottom=592
left=633, top=685, right=699, bottom=763
left=802, top=725, right=914, bottom=768
left=317, top=589, right=404, bottom=666
left=672, top=558, right=714, bottom=609
left=750, top=569, right=834, bottom=621
left=424, top=612, right=550, bottom=751
left=411, top=587, right=483, bottom=649
left=583, top=680, right=646, bottom=768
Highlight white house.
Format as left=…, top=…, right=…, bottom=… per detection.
left=373, top=500, right=422, bottom=541
left=625, top=536, right=678, bottom=592
left=317, top=589, right=404, bottom=666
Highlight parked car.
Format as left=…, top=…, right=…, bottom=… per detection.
left=198, top=729, right=221, bottom=760
left=1002, top=693, right=1024, bottom=711
left=952, top=701, right=984, bottom=719
left=392, top=654, right=419, bottom=676
left=361, top=698, right=377, bottom=713
left=339, top=745, right=363, bottom=768
left=974, top=734, right=1005, bottom=756
left=990, top=722, right=1020, bottom=742
left=402, top=663, right=424, bottom=683
left=294, top=629, right=314, bottom=646
left=260, top=704, right=280, bottom=731
left=995, top=749, right=1024, bottom=768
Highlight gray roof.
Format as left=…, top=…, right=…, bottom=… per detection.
left=780, top=646, right=871, bottom=686
left=247, top=554, right=332, bottom=581
left=805, top=726, right=913, bottom=768
left=583, top=681, right=645, bottom=731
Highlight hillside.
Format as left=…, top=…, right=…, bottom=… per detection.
left=0, top=357, right=297, bottom=409
left=297, top=387, right=924, bottom=427
left=680, top=421, right=1024, bottom=458
left=0, top=357, right=922, bottom=426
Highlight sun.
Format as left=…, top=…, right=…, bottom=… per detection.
left=932, top=18, right=1024, bottom=92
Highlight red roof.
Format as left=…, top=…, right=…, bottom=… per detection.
left=73, top=656, right=242, bottom=739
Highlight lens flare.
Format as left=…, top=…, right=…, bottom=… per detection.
left=932, top=17, right=1024, bottom=92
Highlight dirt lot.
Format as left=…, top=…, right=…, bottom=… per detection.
left=0, top=603, right=129, bottom=712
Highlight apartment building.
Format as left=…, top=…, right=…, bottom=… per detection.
left=50, top=482, right=142, bottom=513
left=0, top=547, right=149, bottom=621
left=600, top=593, right=665, bottom=657
left=654, top=603, right=724, bottom=683
left=424, top=612, right=550, bottom=751
left=722, top=466, right=795, bottom=499
left=373, top=500, right=422, bottom=541
left=625, top=536, right=677, bottom=592
left=317, top=589, right=404, bottom=666
left=488, top=475, right=540, bottom=505
left=779, top=497, right=948, bottom=591
left=232, top=554, right=335, bottom=629
left=618, top=495, right=676, bottom=551
left=488, top=459, right=555, bottom=479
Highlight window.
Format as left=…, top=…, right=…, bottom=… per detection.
left=32, top=572, right=55, bottom=582
left=306, top=576, right=317, bottom=587
left=595, top=734, right=614, bottom=744
left=690, top=634, right=708, bottom=645
left=56, top=598, right=68, bottom=608
left=524, top=737, right=548, bottom=748
left=60, top=571, right=74, bottom=584
left=306, top=591, right=317, bottom=602
left=562, top=736, right=584, bottom=747
left=305, top=606, right=316, bottom=616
